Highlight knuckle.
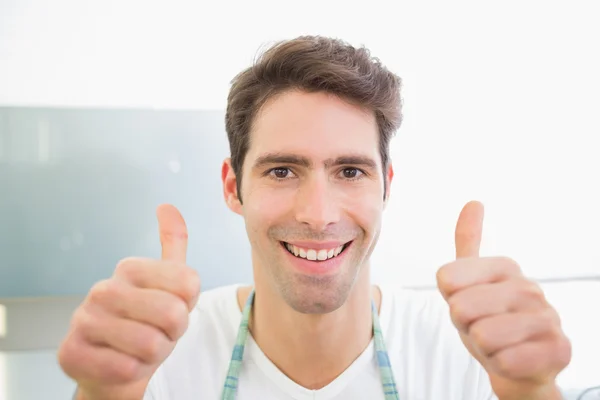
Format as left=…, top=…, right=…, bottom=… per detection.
left=498, top=256, right=521, bottom=274
left=111, top=357, right=142, bottom=382
left=447, top=296, right=460, bottom=316
left=492, top=350, right=515, bottom=377
left=436, top=264, right=457, bottom=294
left=137, top=332, right=165, bottom=363
left=72, top=308, right=95, bottom=334
left=163, top=300, right=189, bottom=339
left=181, top=268, right=201, bottom=303
left=114, top=257, right=143, bottom=280
left=541, top=307, right=557, bottom=324
left=448, top=296, right=470, bottom=327
left=556, top=336, right=572, bottom=366
left=447, top=296, right=460, bottom=315
left=519, top=280, right=545, bottom=302
left=161, top=231, right=189, bottom=250
left=115, top=257, right=135, bottom=273
left=436, top=264, right=451, bottom=284
left=469, top=323, right=490, bottom=350
left=541, top=308, right=562, bottom=336
left=88, top=279, right=118, bottom=305
left=57, top=336, right=80, bottom=373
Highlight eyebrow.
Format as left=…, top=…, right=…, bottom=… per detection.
left=325, top=155, right=377, bottom=170
left=253, top=153, right=311, bottom=169
left=252, top=152, right=378, bottom=170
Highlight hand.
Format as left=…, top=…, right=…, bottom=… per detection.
left=436, top=201, right=572, bottom=400
left=58, top=204, right=200, bottom=400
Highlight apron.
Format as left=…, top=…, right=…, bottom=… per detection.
left=221, top=290, right=400, bottom=399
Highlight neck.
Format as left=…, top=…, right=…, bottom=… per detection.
left=238, top=268, right=381, bottom=390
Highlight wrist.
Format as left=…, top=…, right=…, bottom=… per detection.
left=497, top=382, right=563, bottom=400
left=75, top=383, right=146, bottom=400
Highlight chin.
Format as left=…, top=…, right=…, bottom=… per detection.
left=279, top=273, right=357, bottom=315
left=264, top=238, right=366, bottom=314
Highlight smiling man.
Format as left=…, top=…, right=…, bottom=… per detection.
left=58, top=36, right=571, bottom=400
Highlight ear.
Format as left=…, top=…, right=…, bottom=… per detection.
left=383, top=162, right=394, bottom=209
left=222, top=158, right=243, bottom=215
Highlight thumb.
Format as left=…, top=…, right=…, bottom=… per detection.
left=156, top=204, right=188, bottom=263
left=454, top=200, right=484, bottom=259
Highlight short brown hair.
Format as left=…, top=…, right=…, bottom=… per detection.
left=225, top=35, right=403, bottom=202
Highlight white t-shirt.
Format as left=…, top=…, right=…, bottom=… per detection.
left=145, top=284, right=497, bottom=400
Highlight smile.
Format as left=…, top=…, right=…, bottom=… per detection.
left=281, top=241, right=351, bottom=261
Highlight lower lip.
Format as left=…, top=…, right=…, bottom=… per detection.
left=281, top=242, right=351, bottom=276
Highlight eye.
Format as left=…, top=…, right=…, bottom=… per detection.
left=341, top=168, right=363, bottom=179
left=269, top=167, right=293, bottom=179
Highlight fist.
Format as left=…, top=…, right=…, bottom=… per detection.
left=57, top=204, right=200, bottom=399
left=436, top=201, right=571, bottom=399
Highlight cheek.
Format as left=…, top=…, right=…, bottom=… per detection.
left=243, top=186, right=295, bottom=230
left=353, top=205, right=383, bottom=238
left=339, top=186, right=383, bottom=229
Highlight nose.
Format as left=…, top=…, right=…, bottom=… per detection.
left=294, top=173, right=340, bottom=231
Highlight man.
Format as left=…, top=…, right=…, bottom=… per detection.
left=58, top=36, right=571, bottom=400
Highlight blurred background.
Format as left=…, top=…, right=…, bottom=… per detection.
left=0, top=0, right=599, bottom=399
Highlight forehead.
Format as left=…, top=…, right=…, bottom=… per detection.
left=246, top=90, right=380, bottom=163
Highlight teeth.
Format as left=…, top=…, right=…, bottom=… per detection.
left=285, top=243, right=347, bottom=261
left=317, top=249, right=328, bottom=260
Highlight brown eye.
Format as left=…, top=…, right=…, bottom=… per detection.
left=271, top=168, right=290, bottom=179
left=342, top=168, right=361, bottom=179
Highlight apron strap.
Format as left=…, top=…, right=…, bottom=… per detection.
left=221, top=289, right=400, bottom=400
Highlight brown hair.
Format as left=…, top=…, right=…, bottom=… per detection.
left=225, top=35, right=403, bottom=202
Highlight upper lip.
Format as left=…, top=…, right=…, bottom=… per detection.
left=282, top=241, right=350, bottom=250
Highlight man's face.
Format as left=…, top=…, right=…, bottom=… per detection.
left=225, top=90, right=392, bottom=314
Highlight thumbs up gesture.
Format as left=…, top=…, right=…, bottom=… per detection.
left=436, top=201, right=571, bottom=400
left=58, top=204, right=200, bottom=400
